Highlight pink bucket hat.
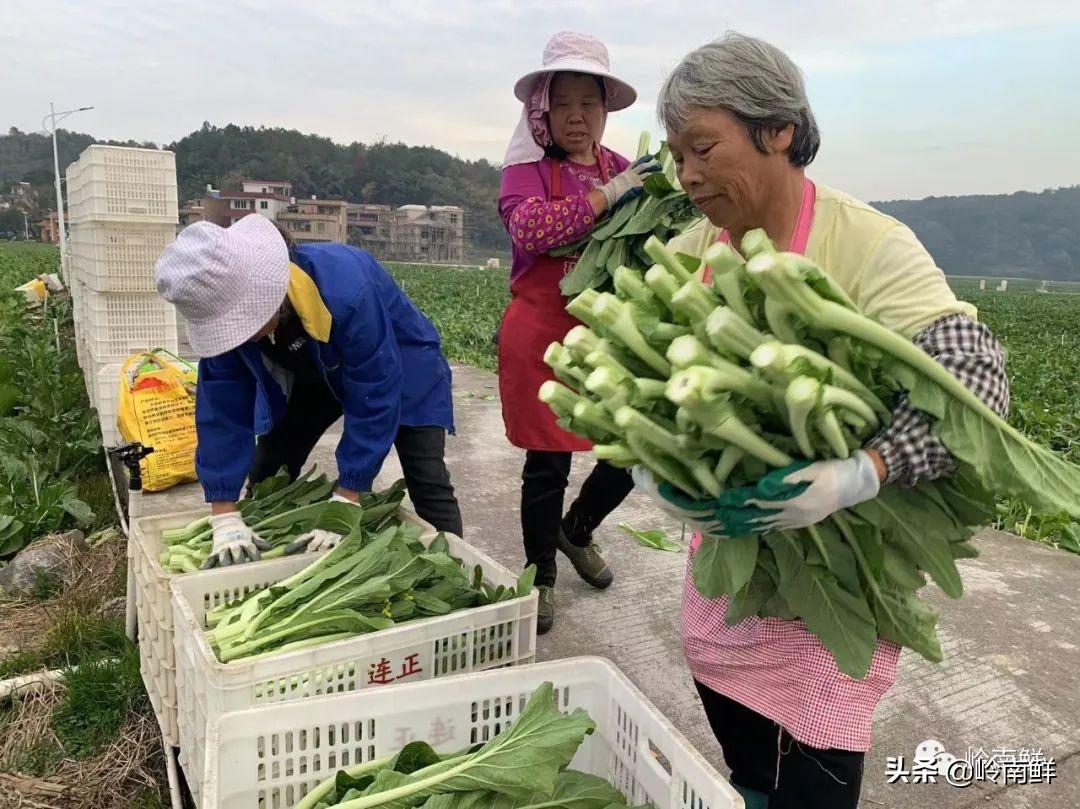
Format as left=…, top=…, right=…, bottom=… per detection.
left=504, top=32, right=637, bottom=166
left=514, top=31, right=637, bottom=112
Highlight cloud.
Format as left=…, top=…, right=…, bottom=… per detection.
left=2, top=0, right=1079, bottom=199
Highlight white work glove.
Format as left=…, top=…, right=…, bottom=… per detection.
left=201, top=512, right=270, bottom=568
left=746, top=450, right=882, bottom=532
left=597, top=156, right=662, bottom=210
left=294, top=493, right=357, bottom=554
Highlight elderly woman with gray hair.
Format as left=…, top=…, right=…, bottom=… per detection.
left=637, top=33, right=1010, bottom=809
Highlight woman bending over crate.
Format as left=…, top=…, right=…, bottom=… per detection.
left=155, top=214, right=463, bottom=567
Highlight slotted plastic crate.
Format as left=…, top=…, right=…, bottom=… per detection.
left=130, top=506, right=440, bottom=747
left=66, top=145, right=178, bottom=224
left=203, top=657, right=741, bottom=809
left=80, top=288, right=179, bottom=362
left=68, top=221, right=176, bottom=291
left=171, top=533, right=538, bottom=807
left=88, top=361, right=123, bottom=445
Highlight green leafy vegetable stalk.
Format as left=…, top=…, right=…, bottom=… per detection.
left=296, top=683, right=652, bottom=809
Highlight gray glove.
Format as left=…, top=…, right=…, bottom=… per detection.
left=597, top=155, right=662, bottom=210
left=201, top=512, right=271, bottom=568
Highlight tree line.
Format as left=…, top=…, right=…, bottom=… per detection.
left=1, top=124, right=1077, bottom=278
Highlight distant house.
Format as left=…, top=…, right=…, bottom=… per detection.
left=179, top=181, right=293, bottom=229
left=37, top=211, right=61, bottom=244
left=347, top=203, right=395, bottom=255
left=241, top=179, right=293, bottom=197
left=217, top=190, right=293, bottom=227
left=392, top=205, right=465, bottom=264
left=1, top=181, right=35, bottom=211
left=180, top=178, right=464, bottom=258
left=277, top=197, right=349, bottom=244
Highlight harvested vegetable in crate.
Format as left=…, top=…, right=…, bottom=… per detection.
left=541, top=230, right=1080, bottom=678
left=158, top=471, right=406, bottom=573
left=555, top=132, right=702, bottom=296
left=295, top=682, right=648, bottom=809
left=205, top=520, right=536, bottom=662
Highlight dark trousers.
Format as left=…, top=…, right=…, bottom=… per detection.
left=248, top=377, right=463, bottom=536
left=521, top=450, right=633, bottom=587
left=695, top=682, right=865, bottom=809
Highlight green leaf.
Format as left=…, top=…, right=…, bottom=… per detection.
left=0, top=384, right=19, bottom=415
left=420, top=770, right=627, bottom=809
left=764, top=532, right=804, bottom=586
left=335, top=771, right=377, bottom=799
left=615, top=196, right=663, bottom=238
left=882, top=545, right=925, bottom=590
left=560, top=239, right=605, bottom=295
left=1059, top=523, right=1080, bottom=554
left=514, top=565, right=536, bottom=596
left=871, top=585, right=943, bottom=664
left=725, top=550, right=777, bottom=624
left=853, top=487, right=964, bottom=598
left=643, top=172, right=674, bottom=197
left=336, top=683, right=595, bottom=809
left=60, top=495, right=95, bottom=526
left=692, top=535, right=758, bottom=598
left=904, top=371, right=1080, bottom=520
left=950, top=541, right=980, bottom=559
left=412, top=592, right=453, bottom=615
left=674, top=252, right=703, bottom=277
left=392, top=742, right=443, bottom=775
left=617, top=522, right=681, bottom=552
left=779, top=565, right=878, bottom=679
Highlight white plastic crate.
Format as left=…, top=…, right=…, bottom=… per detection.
left=80, top=288, right=179, bottom=362
left=68, top=221, right=176, bottom=292
left=88, top=361, right=123, bottom=446
left=66, top=145, right=178, bottom=224
left=203, top=657, right=741, bottom=809
left=129, top=506, right=440, bottom=747
left=172, top=532, right=538, bottom=807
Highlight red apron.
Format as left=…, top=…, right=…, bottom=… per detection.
left=497, top=158, right=608, bottom=451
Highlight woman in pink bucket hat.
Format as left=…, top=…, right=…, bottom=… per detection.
left=497, top=31, right=660, bottom=633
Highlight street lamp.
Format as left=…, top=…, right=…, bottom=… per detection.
left=43, top=103, right=94, bottom=281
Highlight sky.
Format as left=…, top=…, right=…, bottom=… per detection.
left=3, top=0, right=1079, bottom=202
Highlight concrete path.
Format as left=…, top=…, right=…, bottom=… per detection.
left=140, top=364, right=1079, bottom=808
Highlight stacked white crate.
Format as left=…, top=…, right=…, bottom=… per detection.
left=65, top=145, right=181, bottom=445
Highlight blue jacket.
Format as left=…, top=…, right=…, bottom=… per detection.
left=195, top=244, right=454, bottom=502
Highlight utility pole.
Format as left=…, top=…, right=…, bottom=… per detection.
left=44, top=103, right=94, bottom=280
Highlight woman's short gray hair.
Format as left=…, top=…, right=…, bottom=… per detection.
left=658, top=32, right=820, bottom=167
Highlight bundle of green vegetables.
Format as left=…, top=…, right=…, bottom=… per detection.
left=158, top=470, right=406, bottom=573
left=204, top=518, right=535, bottom=662
left=541, top=232, right=1080, bottom=677
left=295, top=682, right=645, bottom=809
left=556, top=132, right=701, bottom=296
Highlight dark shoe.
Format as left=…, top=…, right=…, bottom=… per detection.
left=557, top=529, right=614, bottom=589
left=537, top=585, right=555, bottom=634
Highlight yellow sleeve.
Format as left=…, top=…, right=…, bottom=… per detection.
left=855, top=223, right=976, bottom=337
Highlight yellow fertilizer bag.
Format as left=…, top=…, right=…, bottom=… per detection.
left=15, top=278, right=48, bottom=304
left=117, top=349, right=199, bottom=492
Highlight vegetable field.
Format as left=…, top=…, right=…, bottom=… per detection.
left=0, top=243, right=110, bottom=559
left=386, top=263, right=509, bottom=371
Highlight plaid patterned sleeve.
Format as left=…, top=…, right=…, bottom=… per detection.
left=866, top=314, right=1011, bottom=486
